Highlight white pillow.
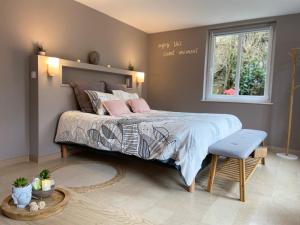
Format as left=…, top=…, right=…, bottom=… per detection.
left=112, top=90, right=139, bottom=101
left=85, top=90, right=119, bottom=115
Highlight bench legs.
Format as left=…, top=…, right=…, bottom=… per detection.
left=261, top=141, right=267, bottom=165
left=207, top=155, right=246, bottom=202
left=239, top=159, right=246, bottom=202
left=207, top=155, right=219, bottom=192
left=261, top=157, right=266, bottom=165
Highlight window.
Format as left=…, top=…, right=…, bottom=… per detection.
left=204, top=24, right=275, bottom=103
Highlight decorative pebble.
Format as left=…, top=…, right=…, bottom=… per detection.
left=88, top=51, right=100, bottom=65
left=38, top=201, right=46, bottom=209
left=30, top=204, right=39, bottom=212
left=29, top=201, right=37, bottom=207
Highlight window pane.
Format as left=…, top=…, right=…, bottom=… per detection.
left=212, top=34, right=239, bottom=96
left=239, top=31, right=270, bottom=96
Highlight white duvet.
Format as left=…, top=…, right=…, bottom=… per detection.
left=55, top=110, right=242, bottom=186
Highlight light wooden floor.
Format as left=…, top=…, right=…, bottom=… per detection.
left=0, top=149, right=300, bottom=225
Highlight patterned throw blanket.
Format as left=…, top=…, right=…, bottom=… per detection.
left=55, top=110, right=242, bottom=185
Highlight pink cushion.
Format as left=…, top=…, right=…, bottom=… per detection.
left=128, top=98, right=151, bottom=113
left=102, top=100, right=131, bottom=116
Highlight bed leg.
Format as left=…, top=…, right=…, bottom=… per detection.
left=187, top=179, right=196, bottom=193
left=61, top=144, right=68, bottom=159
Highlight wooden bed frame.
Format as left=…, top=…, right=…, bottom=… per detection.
left=61, top=144, right=196, bottom=192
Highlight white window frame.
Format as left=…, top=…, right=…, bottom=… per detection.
left=203, top=23, right=275, bottom=104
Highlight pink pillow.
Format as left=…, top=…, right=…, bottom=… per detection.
left=102, top=100, right=131, bottom=116
left=128, top=98, right=151, bottom=113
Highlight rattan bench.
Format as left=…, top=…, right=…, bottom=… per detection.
left=207, top=129, right=268, bottom=202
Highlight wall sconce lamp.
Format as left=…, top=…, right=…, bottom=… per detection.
left=136, top=72, right=145, bottom=84
left=47, top=57, right=60, bottom=77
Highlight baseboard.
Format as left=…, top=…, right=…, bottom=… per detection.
left=37, top=152, right=61, bottom=163
left=269, top=146, right=300, bottom=156
left=0, top=155, right=29, bottom=168
left=1, top=152, right=62, bottom=166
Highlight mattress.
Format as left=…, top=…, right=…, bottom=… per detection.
left=55, top=110, right=242, bottom=186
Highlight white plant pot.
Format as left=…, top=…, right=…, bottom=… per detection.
left=12, top=184, right=32, bottom=208
left=41, top=179, right=52, bottom=191
left=38, top=51, right=46, bottom=56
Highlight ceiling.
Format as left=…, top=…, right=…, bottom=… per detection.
left=75, top=0, right=300, bottom=33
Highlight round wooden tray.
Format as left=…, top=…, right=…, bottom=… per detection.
left=1, top=187, right=69, bottom=221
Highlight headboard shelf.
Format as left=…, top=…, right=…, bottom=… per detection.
left=60, top=58, right=140, bottom=76
left=29, top=55, right=144, bottom=162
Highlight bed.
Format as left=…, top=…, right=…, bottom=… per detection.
left=55, top=110, right=242, bottom=191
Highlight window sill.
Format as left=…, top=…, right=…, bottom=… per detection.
left=201, top=99, right=274, bottom=105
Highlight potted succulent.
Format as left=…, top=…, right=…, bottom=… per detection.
left=36, top=43, right=46, bottom=56
left=12, top=177, right=32, bottom=208
left=128, top=62, right=134, bottom=71
left=32, top=169, right=55, bottom=198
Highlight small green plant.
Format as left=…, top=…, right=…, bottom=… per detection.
left=128, top=62, right=134, bottom=71
left=39, top=169, right=51, bottom=180
left=37, top=43, right=45, bottom=52
left=13, top=177, right=28, bottom=188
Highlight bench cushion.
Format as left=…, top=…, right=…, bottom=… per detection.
left=208, top=129, right=267, bottom=159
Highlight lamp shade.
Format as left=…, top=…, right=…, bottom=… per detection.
left=47, top=57, right=60, bottom=76
left=136, top=72, right=145, bottom=83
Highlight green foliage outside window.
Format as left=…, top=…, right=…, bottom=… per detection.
left=212, top=30, right=269, bottom=96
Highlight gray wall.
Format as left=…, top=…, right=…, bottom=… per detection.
left=0, top=0, right=148, bottom=160
left=148, top=13, right=300, bottom=150
left=1, top=0, right=299, bottom=161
